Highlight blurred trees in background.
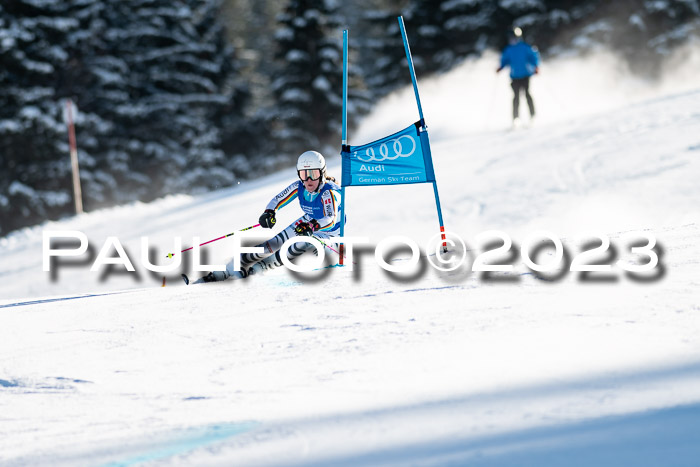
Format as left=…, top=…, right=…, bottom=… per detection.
left=264, top=0, right=347, bottom=162
left=1, top=0, right=698, bottom=234
left=1, top=0, right=248, bottom=234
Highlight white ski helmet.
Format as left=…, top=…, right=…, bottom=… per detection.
left=296, top=150, right=326, bottom=185
left=507, top=27, right=523, bottom=44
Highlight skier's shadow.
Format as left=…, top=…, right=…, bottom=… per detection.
left=377, top=244, right=429, bottom=284
left=478, top=239, right=522, bottom=283
left=286, top=248, right=340, bottom=284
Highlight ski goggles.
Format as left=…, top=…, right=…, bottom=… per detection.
left=298, top=168, right=322, bottom=181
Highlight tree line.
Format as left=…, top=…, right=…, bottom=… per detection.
left=1, top=0, right=697, bottom=235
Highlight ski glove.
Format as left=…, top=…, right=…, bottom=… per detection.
left=294, top=219, right=319, bottom=237
left=259, top=209, right=276, bottom=229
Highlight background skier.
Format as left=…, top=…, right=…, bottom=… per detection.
left=496, top=27, right=540, bottom=127
left=188, top=151, right=342, bottom=284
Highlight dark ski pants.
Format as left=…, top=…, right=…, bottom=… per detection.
left=511, top=77, right=535, bottom=120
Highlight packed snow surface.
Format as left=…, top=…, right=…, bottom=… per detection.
left=1, top=50, right=700, bottom=466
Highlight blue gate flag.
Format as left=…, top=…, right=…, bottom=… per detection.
left=337, top=17, right=449, bottom=261
left=341, top=121, right=436, bottom=187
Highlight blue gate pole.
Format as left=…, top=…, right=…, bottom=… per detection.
left=398, top=17, right=447, bottom=252
left=342, top=29, right=348, bottom=147
left=432, top=180, right=447, bottom=252
left=398, top=16, right=424, bottom=123
left=339, top=30, right=348, bottom=264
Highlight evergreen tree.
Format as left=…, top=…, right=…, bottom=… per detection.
left=265, top=0, right=346, bottom=161
left=0, top=0, right=247, bottom=235
left=3, top=0, right=698, bottom=236
left=549, top=0, right=700, bottom=74
left=357, top=0, right=490, bottom=99
left=491, top=0, right=599, bottom=52
left=0, top=0, right=93, bottom=234
left=359, top=6, right=409, bottom=99
left=72, top=0, right=247, bottom=198
left=404, top=0, right=454, bottom=73
left=218, top=0, right=283, bottom=170
left=415, top=0, right=600, bottom=70
left=356, top=0, right=600, bottom=98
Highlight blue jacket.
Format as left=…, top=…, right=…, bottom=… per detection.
left=500, top=41, right=540, bottom=79
left=266, top=180, right=341, bottom=232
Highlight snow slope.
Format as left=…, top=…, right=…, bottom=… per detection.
left=1, top=51, right=700, bottom=466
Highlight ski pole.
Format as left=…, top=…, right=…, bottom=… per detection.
left=312, top=235, right=357, bottom=265
left=166, top=224, right=261, bottom=258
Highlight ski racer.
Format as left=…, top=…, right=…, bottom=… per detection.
left=187, top=151, right=341, bottom=284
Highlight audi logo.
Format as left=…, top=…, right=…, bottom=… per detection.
left=354, top=135, right=417, bottom=162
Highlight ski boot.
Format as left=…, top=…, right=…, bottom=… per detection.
left=182, top=270, right=228, bottom=285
